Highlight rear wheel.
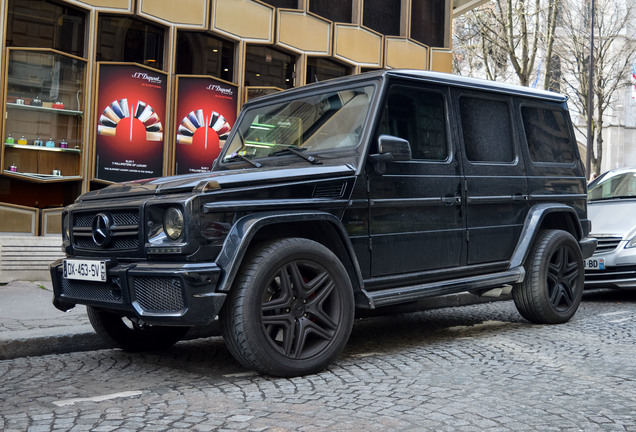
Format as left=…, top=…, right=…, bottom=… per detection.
left=220, top=238, right=355, bottom=377
left=513, top=229, right=584, bottom=324
left=87, top=306, right=190, bottom=351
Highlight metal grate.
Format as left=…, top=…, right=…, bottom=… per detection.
left=133, top=277, right=185, bottom=313
left=59, top=276, right=123, bottom=304
left=593, top=236, right=622, bottom=253
left=72, top=208, right=141, bottom=252
left=313, top=182, right=346, bottom=199
left=74, top=210, right=140, bottom=228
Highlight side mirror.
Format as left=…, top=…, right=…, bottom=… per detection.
left=368, top=135, right=412, bottom=174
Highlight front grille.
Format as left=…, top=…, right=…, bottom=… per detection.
left=133, top=277, right=185, bottom=313
left=59, top=276, right=123, bottom=304
left=593, top=236, right=622, bottom=253
left=72, top=208, right=141, bottom=252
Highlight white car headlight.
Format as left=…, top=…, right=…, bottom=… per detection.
left=625, top=236, right=636, bottom=249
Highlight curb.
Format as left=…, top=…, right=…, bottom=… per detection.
left=0, top=292, right=508, bottom=360
left=0, top=322, right=222, bottom=360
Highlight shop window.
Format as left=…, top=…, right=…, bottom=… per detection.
left=6, top=0, right=86, bottom=57
left=307, top=58, right=351, bottom=83
left=176, top=31, right=234, bottom=82
left=363, top=0, right=401, bottom=36
left=308, top=0, right=352, bottom=23
left=97, top=15, right=165, bottom=70
left=411, top=0, right=446, bottom=47
left=244, top=46, right=295, bottom=89
left=260, top=0, right=299, bottom=8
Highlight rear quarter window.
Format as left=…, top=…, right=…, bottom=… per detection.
left=522, top=106, right=574, bottom=164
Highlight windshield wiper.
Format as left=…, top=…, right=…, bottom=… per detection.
left=224, top=152, right=262, bottom=168
left=270, top=146, right=321, bottom=165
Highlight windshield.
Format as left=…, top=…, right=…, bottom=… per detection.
left=588, top=170, right=636, bottom=201
left=220, top=84, right=375, bottom=166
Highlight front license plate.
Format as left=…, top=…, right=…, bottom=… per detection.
left=584, top=257, right=605, bottom=270
left=63, top=259, right=107, bottom=282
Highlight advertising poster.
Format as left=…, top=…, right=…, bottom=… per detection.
left=94, top=63, right=167, bottom=183
left=174, top=76, right=238, bottom=174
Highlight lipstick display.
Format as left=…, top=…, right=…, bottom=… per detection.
left=209, top=111, right=232, bottom=139
left=98, top=98, right=163, bottom=142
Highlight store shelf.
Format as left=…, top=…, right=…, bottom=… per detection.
left=4, top=143, right=81, bottom=153
left=2, top=49, right=87, bottom=185
left=6, top=103, right=83, bottom=116
left=3, top=170, right=83, bottom=182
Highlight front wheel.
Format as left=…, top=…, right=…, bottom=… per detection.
left=87, top=306, right=190, bottom=351
left=513, top=229, right=584, bottom=324
left=220, top=238, right=355, bottom=377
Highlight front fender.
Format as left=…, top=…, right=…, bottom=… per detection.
left=214, top=210, right=365, bottom=294
left=509, top=203, right=585, bottom=268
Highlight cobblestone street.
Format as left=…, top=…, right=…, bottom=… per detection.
left=1, top=289, right=635, bottom=431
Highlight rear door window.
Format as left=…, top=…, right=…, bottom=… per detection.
left=459, top=96, right=515, bottom=163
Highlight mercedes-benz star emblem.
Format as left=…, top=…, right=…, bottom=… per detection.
left=92, top=213, right=112, bottom=247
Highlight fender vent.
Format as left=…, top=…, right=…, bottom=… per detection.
left=313, top=182, right=346, bottom=198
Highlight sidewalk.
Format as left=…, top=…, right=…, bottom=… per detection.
left=0, top=280, right=221, bottom=360
left=0, top=280, right=109, bottom=360
left=0, top=280, right=508, bottom=361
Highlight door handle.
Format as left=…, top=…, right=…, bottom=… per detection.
left=512, top=193, right=528, bottom=202
left=442, top=196, right=461, bottom=205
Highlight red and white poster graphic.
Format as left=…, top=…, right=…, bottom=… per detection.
left=95, top=63, right=167, bottom=183
left=174, top=76, right=238, bottom=174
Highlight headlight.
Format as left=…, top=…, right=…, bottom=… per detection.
left=625, top=236, right=636, bottom=249
left=163, top=207, right=184, bottom=240
left=62, top=212, right=70, bottom=241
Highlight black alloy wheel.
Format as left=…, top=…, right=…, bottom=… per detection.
left=220, top=238, right=355, bottom=377
left=513, top=229, right=584, bottom=324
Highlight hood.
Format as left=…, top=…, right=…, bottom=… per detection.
left=77, top=164, right=356, bottom=201
left=588, top=199, right=636, bottom=239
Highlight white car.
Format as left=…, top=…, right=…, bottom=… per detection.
left=585, top=168, right=636, bottom=289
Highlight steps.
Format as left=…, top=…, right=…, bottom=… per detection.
left=0, top=236, right=64, bottom=283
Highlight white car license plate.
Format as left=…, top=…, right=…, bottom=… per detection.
left=63, top=259, right=107, bottom=282
left=584, top=257, right=605, bottom=270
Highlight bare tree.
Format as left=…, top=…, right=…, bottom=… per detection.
left=555, top=0, right=636, bottom=174
left=453, top=0, right=562, bottom=88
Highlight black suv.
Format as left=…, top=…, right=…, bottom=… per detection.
left=51, top=70, right=596, bottom=377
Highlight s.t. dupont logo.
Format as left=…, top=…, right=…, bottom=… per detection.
left=132, top=72, right=163, bottom=85
left=206, top=84, right=234, bottom=96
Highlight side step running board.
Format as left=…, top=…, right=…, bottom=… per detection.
left=358, top=267, right=525, bottom=309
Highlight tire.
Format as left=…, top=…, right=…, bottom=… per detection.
left=220, top=238, right=355, bottom=377
left=513, top=229, right=584, bottom=324
left=87, top=306, right=190, bottom=352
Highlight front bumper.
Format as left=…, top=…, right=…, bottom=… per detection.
left=579, top=237, right=598, bottom=259
left=585, top=264, right=636, bottom=290
left=50, top=258, right=225, bottom=326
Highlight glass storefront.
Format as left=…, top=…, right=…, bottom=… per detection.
left=244, top=46, right=296, bottom=89
left=307, top=58, right=352, bottom=83
left=6, top=0, right=86, bottom=57
left=176, top=31, right=234, bottom=82
left=97, top=15, right=166, bottom=70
